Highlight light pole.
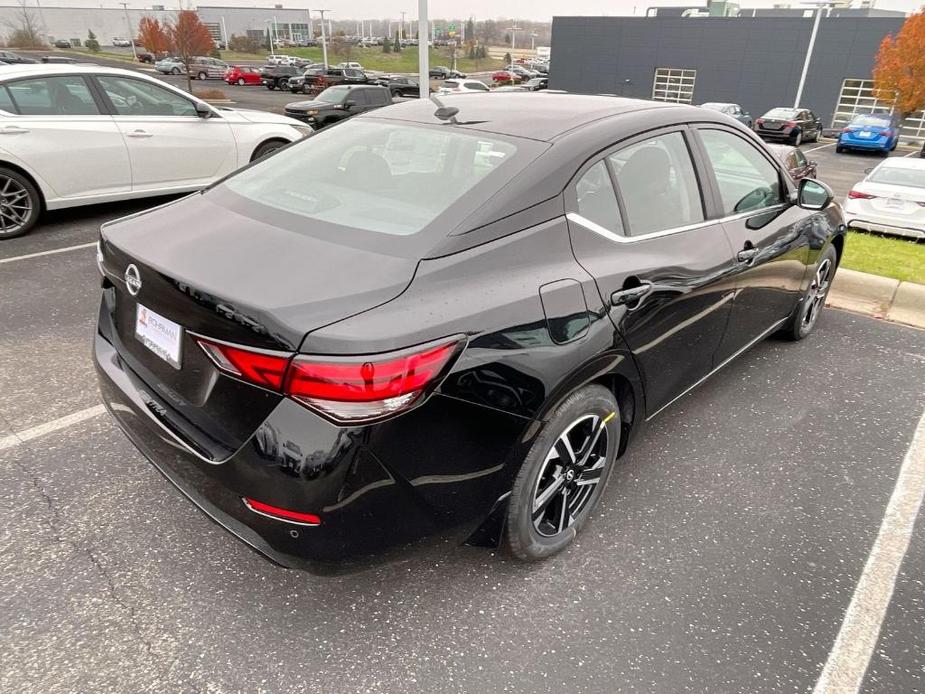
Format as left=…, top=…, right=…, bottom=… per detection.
left=314, top=9, right=330, bottom=68
left=794, top=1, right=836, bottom=108
left=400, top=11, right=406, bottom=41
left=119, top=2, right=137, bottom=60
left=417, top=0, right=428, bottom=99
left=530, top=32, right=537, bottom=51
left=507, top=24, right=521, bottom=52
left=264, top=19, right=272, bottom=52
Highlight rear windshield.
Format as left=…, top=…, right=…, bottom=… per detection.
left=868, top=165, right=925, bottom=189
left=222, top=119, right=522, bottom=237
left=849, top=114, right=892, bottom=127
left=763, top=108, right=798, bottom=119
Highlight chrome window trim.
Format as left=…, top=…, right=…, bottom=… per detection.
left=566, top=202, right=789, bottom=244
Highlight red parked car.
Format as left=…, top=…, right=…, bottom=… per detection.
left=492, top=70, right=520, bottom=84
left=224, top=65, right=262, bottom=86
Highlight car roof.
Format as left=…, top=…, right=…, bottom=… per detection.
left=876, top=157, right=925, bottom=171
left=0, top=63, right=149, bottom=80
left=367, top=92, right=687, bottom=142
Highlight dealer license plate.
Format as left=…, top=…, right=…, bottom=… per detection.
left=135, top=303, right=182, bottom=369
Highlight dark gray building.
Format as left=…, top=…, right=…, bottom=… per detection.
left=548, top=15, right=924, bottom=144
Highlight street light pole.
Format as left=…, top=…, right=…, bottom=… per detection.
left=400, top=11, right=406, bottom=41
left=417, top=0, right=428, bottom=99
left=794, top=1, right=834, bottom=108
left=119, top=2, right=137, bottom=60
left=507, top=24, right=521, bottom=52
left=315, top=9, right=330, bottom=68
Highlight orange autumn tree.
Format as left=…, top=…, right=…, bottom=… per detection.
left=168, top=9, right=214, bottom=92
left=873, top=6, right=925, bottom=117
left=137, top=16, right=171, bottom=57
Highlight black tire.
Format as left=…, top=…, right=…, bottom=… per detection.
left=267, top=83, right=275, bottom=90
left=0, top=166, right=41, bottom=240
left=197, top=71, right=207, bottom=81
left=278, top=77, right=289, bottom=89
left=780, top=245, right=838, bottom=341
left=505, top=384, right=620, bottom=561
left=791, top=130, right=803, bottom=146
left=236, top=77, right=245, bottom=86
left=250, top=139, right=288, bottom=162
left=171, top=67, right=180, bottom=75
left=836, top=145, right=845, bottom=153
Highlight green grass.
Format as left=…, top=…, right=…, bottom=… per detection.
left=60, top=48, right=138, bottom=63
left=841, top=231, right=925, bottom=284
left=220, top=46, right=503, bottom=73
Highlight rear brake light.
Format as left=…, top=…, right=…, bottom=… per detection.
left=847, top=190, right=877, bottom=200
left=880, top=129, right=893, bottom=137
left=196, top=338, right=290, bottom=390
left=243, top=497, right=321, bottom=526
left=284, top=338, right=465, bottom=423
left=785, top=120, right=797, bottom=127
left=842, top=126, right=851, bottom=133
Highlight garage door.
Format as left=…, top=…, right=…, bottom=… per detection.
left=833, top=78, right=925, bottom=145
left=652, top=67, right=696, bottom=104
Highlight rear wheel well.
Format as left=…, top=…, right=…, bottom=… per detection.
left=0, top=161, right=45, bottom=212
left=591, top=374, right=636, bottom=458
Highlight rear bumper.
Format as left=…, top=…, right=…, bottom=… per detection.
left=838, top=136, right=891, bottom=151
left=94, top=310, right=530, bottom=573
left=755, top=127, right=795, bottom=140
left=846, top=217, right=925, bottom=240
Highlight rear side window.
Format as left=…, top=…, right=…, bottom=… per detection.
left=575, top=161, right=623, bottom=235
left=699, top=129, right=784, bottom=215
left=469, top=81, right=489, bottom=92
left=7, top=76, right=99, bottom=115
left=444, top=80, right=460, bottom=89
left=609, top=131, right=704, bottom=236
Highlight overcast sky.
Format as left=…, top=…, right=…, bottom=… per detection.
left=26, top=0, right=924, bottom=21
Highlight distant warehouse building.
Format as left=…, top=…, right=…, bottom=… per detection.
left=548, top=13, right=925, bottom=144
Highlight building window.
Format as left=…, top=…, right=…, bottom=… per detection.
left=203, top=23, right=220, bottom=42
left=833, top=78, right=924, bottom=144
left=652, top=68, right=696, bottom=104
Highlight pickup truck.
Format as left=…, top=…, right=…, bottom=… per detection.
left=284, top=84, right=392, bottom=129
left=260, top=64, right=299, bottom=90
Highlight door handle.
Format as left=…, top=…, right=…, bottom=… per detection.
left=0, top=126, right=28, bottom=134
left=737, top=247, right=760, bottom=263
left=126, top=129, right=153, bottom=138
left=611, top=283, right=652, bottom=307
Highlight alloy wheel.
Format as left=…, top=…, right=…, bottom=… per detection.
left=0, top=175, right=34, bottom=237
left=802, top=258, right=833, bottom=332
left=531, top=414, right=610, bottom=538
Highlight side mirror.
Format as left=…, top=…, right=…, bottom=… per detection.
left=194, top=101, right=212, bottom=119
left=864, top=167, right=874, bottom=174
left=797, top=178, right=833, bottom=211
left=343, top=100, right=356, bottom=109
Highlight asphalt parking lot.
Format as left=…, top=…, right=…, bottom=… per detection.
left=1, top=150, right=925, bottom=693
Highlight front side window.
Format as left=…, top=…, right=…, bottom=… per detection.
left=575, top=161, right=623, bottom=235
left=223, top=120, right=521, bottom=236
left=609, top=131, right=704, bottom=236
left=96, top=75, right=197, bottom=117
left=699, top=129, right=784, bottom=215
left=7, top=76, right=99, bottom=116
left=794, top=149, right=808, bottom=167
left=0, top=85, right=17, bottom=113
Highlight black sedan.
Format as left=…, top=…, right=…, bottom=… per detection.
left=429, top=65, right=466, bottom=79
left=754, top=107, right=823, bottom=145
left=95, top=94, right=845, bottom=574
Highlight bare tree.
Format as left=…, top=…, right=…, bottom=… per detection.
left=5, top=0, right=45, bottom=49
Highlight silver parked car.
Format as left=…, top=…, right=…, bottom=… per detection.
left=700, top=102, right=753, bottom=128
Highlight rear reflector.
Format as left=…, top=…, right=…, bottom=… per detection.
left=285, top=339, right=464, bottom=423
left=196, top=338, right=290, bottom=390
left=847, top=190, right=878, bottom=200
left=243, top=497, right=321, bottom=525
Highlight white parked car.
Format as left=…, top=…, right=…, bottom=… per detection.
left=844, top=157, right=925, bottom=240
left=111, top=37, right=132, bottom=47
left=437, top=79, right=490, bottom=95
left=335, top=62, right=364, bottom=71
left=0, top=64, right=312, bottom=238
left=266, top=54, right=299, bottom=66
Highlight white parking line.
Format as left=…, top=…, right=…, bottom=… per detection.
left=0, top=405, right=105, bottom=452
left=904, top=150, right=921, bottom=158
left=0, top=241, right=96, bottom=265
left=803, top=142, right=835, bottom=153
left=812, top=407, right=925, bottom=694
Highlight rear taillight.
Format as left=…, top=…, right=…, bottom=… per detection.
left=284, top=338, right=465, bottom=423
left=196, top=338, right=290, bottom=390
left=880, top=129, right=893, bottom=137
left=785, top=120, right=797, bottom=127
left=842, top=126, right=851, bottom=133
left=196, top=336, right=465, bottom=423
left=847, top=190, right=877, bottom=200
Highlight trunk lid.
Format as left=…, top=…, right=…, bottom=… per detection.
left=98, top=193, right=417, bottom=457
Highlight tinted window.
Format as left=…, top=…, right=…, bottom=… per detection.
left=470, top=81, right=489, bottom=92
left=223, top=120, right=520, bottom=236
left=350, top=90, right=368, bottom=106
left=794, top=149, right=807, bottom=167
left=850, top=114, right=892, bottom=127
left=96, top=75, right=197, bottom=117
left=764, top=108, right=798, bottom=119
left=609, top=131, right=704, bottom=236
left=868, top=165, right=925, bottom=189
left=700, top=129, right=784, bottom=215
left=7, top=76, right=99, bottom=115
left=0, top=86, right=16, bottom=113
left=575, top=161, right=623, bottom=235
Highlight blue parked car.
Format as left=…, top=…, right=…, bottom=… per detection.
left=836, top=113, right=900, bottom=155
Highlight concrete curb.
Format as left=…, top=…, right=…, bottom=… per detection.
left=827, top=268, right=925, bottom=329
